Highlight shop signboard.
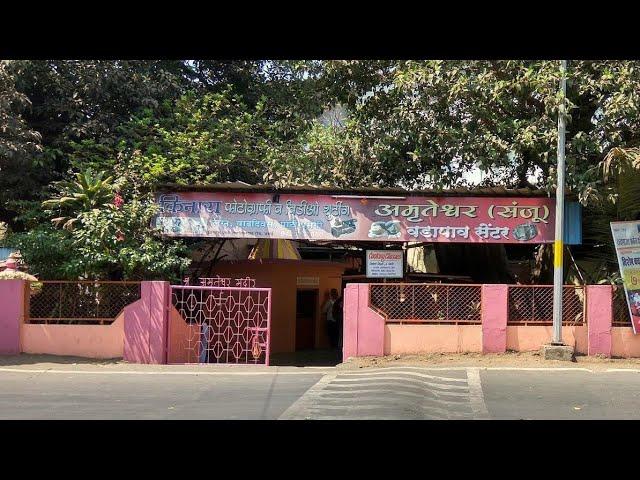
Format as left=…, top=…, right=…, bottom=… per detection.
left=366, top=250, right=403, bottom=278
left=154, top=191, right=556, bottom=244
left=611, top=221, right=640, bottom=334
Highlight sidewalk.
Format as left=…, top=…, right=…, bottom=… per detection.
left=4, top=351, right=640, bottom=374
left=339, top=351, right=640, bottom=372
left=0, top=354, right=334, bottom=374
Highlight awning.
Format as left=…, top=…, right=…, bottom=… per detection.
left=158, top=181, right=559, bottom=198
left=248, top=239, right=302, bottom=260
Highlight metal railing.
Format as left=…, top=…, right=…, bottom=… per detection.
left=27, top=281, right=141, bottom=325
left=612, top=286, right=632, bottom=327
left=369, top=283, right=482, bottom=324
left=508, top=285, right=586, bottom=326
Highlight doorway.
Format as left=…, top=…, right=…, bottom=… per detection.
left=295, top=289, right=318, bottom=351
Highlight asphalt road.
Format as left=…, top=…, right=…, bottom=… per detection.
left=2, top=366, right=640, bottom=419
left=0, top=369, right=323, bottom=420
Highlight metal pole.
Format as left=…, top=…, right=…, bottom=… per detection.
left=552, top=59, right=568, bottom=345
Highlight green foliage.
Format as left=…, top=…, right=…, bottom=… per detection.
left=122, top=90, right=270, bottom=186
left=68, top=196, right=191, bottom=281
left=71, top=87, right=333, bottom=190
left=315, top=60, right=640, bottom=191
left=576, top=147, right=640, bottom=281
left=0, top=61, right=42, bottom=161
left=42, top=170, right=115, bottom=230
left=11, top=195, right=190, bottom=281
left=7, top=224, right=76, bottom=279
left=264, top=120, right=372, bottom=188
left=7, top=59, right=640, bottom=283
left=0, top=61, right=43, bottom=224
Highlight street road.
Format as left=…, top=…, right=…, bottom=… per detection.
left=1, top=365, right=640, bottom=419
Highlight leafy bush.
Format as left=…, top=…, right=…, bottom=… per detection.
left=7, top=225, right=77, bottom=279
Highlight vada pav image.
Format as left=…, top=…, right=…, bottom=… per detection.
left=368, top=221, right=388, bottom=238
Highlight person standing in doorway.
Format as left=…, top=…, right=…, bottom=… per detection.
left=332, top=292, right=344, bottom=351
left=323, top=289, right=339, bottom=349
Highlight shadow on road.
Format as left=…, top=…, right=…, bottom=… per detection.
left=269, top=349, right=341, bottom=367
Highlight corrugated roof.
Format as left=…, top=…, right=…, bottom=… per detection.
left=157, top=181, right=563, bottom=198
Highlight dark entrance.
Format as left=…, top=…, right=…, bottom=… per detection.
left=295, top=289, right=317, bottom=350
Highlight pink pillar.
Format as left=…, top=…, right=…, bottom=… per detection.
left=0, top=280, right=25, bottom=355
left=124, top=281, right=170, bottom=364
left=342, top=283, right=384, bottom=360
left=343, top=284, right=359, bottom=360
left=481, top=284, right=508, bottom=354
left=587, top=285, right=612, bottom=357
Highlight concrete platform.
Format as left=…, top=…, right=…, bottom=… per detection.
left=542, top=344, right=575, bottom=361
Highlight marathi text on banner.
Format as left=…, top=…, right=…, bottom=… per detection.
left=154, top=191, right=557, bottom=244
left=611, top=221, right=640, bottom=334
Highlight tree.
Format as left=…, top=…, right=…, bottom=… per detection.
left=42, top=170, right=115, bottom=230
left=263, top=120, right=373, bottom=188
left=0, top=61, right=42, bottom=223
left=67, top=196, right=190, bottom=281
left=9, top=59, right=640, bottom=284
left=6, top=224, right=77, bottom=279
left=572, top=147, right=640, bottom=284
left=312, top=60, right=640, bottom=192
left=71, top=86, right=330, bottom=190
left=2, top=60, right=188, bottom=227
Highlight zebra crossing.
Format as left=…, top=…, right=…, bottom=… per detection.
left=279, top=367, right=490, bottom=420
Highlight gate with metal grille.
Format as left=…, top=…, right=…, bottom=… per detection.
left=169, top=284, right=271, bottom=365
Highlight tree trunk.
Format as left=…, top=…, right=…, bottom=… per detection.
left=530, top=243, right=572, bottom=285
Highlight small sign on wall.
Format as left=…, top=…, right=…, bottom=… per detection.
left=297, top=276, right=320, bottom=287
left=366, top=250, right=404, bottom=278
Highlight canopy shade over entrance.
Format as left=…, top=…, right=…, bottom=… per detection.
left=248, top=239, right=302, bottom=260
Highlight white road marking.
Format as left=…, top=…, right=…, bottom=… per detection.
left=279, top=367, right=482, bottom=419
left=323, top=384, right=471, bottom=398
left=279, top=374, right=337, bottom=420
left=466, top=368, right=490, bottom=419
left=317, top=390, right=471, bottom=406
left=338, top=369, right=467, bottom=382
left=332, top=376, right=469, bottom=391
left=304, top=402, right=460, bottom=419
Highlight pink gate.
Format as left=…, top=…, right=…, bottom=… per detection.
left=169, top=283, right=271, bottom=365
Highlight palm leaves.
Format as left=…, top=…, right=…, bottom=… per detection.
left=42, top=170, right=115, bottom=230
left=580, top=147, right=640, bottom=283
left=601, top=147, right=640, bottom=220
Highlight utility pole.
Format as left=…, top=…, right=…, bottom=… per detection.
left=552, top=60, right=568, bottom=346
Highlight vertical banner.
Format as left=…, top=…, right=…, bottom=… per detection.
left=611, top=221, right=640, bottom=334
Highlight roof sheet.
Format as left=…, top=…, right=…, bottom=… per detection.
left=157, top=181, right=563, bottom=198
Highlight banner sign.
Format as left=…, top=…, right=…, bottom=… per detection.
left=366, top=250, right=404, bottom=278
left=611, top=221, right=640, bottom=334
left=154, top=192, right=555, bottom=244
